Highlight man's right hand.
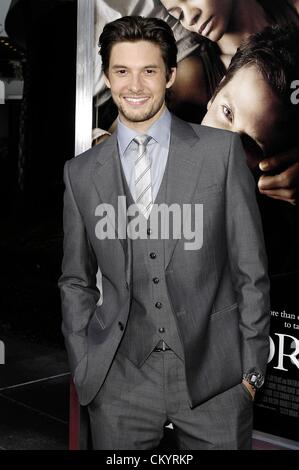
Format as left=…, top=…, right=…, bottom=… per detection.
left=258, top=146, right=299, bottom=205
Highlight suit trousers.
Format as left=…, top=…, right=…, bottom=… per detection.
left=87, top=349, right=253, bottom=450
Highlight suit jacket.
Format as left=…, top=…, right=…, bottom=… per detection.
left=58, top=115, right=270, bottom=407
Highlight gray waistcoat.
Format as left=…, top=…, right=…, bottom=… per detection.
left=117, top=150, right=184, bottom=367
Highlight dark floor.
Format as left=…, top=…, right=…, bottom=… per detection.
left=0, top=213, right=70, bottom=450
left=0, top=333, right=69, bottom=450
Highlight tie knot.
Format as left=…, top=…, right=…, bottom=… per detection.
left=133, top=134, right=151, bottom=148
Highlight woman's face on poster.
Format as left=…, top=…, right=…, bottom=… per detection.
left=160, top=0, right=234, bottom=42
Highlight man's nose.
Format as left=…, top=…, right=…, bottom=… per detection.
left=128, top=73, right=143, bottom=92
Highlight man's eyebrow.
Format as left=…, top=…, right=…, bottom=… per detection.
left=141, top=65, right=160, bottom=69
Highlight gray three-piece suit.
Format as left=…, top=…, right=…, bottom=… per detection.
left=58, top=115, right=270, bottom=449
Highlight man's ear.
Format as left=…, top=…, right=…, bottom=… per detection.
left=166, top=67, right=177, bottom=89
left=104, top=73, right=111, bottom=89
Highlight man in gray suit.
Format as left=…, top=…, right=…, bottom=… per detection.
left=58, top=16, right=270, bottom=450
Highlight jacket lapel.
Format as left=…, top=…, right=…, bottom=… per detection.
left=91, top=133, right=132, bottom=288
left=164, top=116, right=205, bottom=269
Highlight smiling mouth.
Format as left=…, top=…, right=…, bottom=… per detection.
left=123, top=96, right=149, bottom=105
left=198, top=16, right=214, bottom=36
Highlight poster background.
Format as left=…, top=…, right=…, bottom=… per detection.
left=86, top=0, right=299, bottom=442
left=254, top=272, right=299, bottom=440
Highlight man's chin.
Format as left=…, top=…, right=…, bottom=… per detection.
left=118, top=100, right=166, bottom=126
left=121, top=110, right=154, bottom=124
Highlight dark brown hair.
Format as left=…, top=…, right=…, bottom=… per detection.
left=98, top=16, right=178, bottom=80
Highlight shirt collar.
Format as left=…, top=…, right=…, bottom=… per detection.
left=117, top=108, right=171, bottom=158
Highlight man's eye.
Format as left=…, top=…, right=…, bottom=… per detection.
left=144, top=69, right=155, bottom=75
left=222, top=105, right=233, bottom=122
left=116, top=70, right=127, bottom=75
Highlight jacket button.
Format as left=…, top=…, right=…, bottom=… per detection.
left=155, top=302, right=162, bottom=309
left=153, top=277, right=160, bottom=284
left=150, top=252, right=157, bottom=259
left=159, top=327, right=165, bottom=333
left=147, top=228, right=152, bottom=236
left=118, top=321, right=124, bottom=331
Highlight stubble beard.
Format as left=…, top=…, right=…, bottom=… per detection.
left=117, top=95, right=166, bottom=124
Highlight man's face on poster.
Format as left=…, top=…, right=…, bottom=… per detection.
left=202, top=65, right=287, bottom=169
left=104, top=40, right=176, bottom=130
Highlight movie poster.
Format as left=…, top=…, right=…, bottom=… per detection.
left=254, top=274, right=299, bottom=441
left=76, top=0, right=299, bottom=444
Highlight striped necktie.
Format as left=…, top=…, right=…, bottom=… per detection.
left=133, top=135, right=153, bottom=219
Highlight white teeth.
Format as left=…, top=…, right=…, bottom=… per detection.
left=125, top=97, right=148, bottom=103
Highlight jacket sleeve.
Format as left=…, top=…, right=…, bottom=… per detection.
left=225, top=133, right=270, bottom=378
left=58, top=160, right=101, bottom=376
